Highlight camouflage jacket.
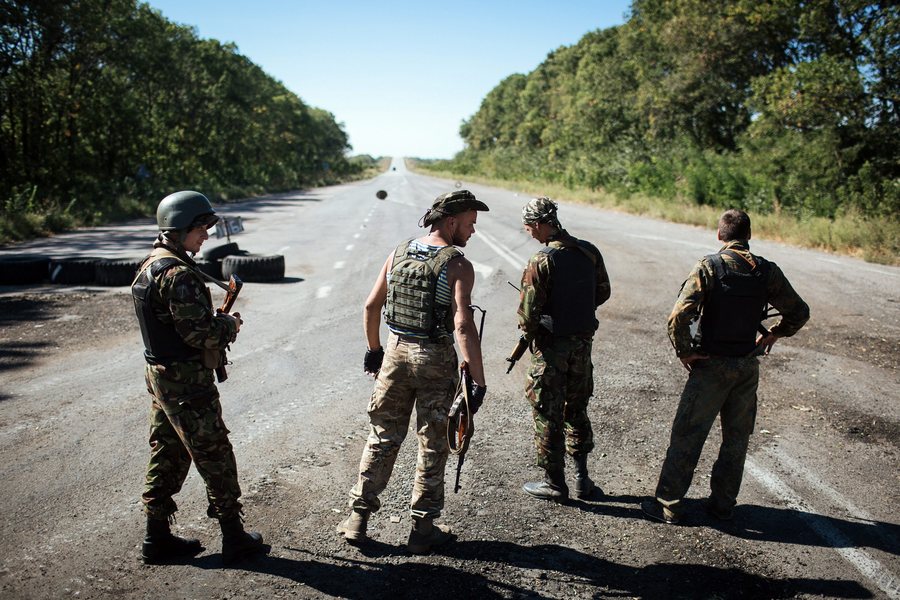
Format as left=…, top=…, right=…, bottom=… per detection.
left=142, top=241, right=237, bottom=358
left=667, top=240, right=810, bottom=357
left=518, top=230, right=611, bottom=339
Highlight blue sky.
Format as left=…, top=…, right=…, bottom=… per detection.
left=144, top=1, right=632, bottom=159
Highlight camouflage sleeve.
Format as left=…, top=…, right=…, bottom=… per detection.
left=159, top=266, right=237, bottom=351
left=517, top=252, right=551, bottom=338
left=766, top=263, right=810, bottom=338
left=667, top=259, right=712, bottom=357
left=594, top=248, right=611, bottom=307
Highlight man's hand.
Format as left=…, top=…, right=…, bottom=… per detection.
left=754, top=332, right=780, bottom=356
left=679, top=353, right=709, bottom=372
left=221, top=311, right=242, bottom=334
left=467, top=381, right=486, bottom=414
left=364, top=347, right=384, bottom=375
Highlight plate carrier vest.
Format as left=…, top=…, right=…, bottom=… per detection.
left=539, top=239, right=599, bottom=336
left=699, top=249, right=770, bottom=357
left=132, top=250, right=203, bottom=364
left=384, top=240, right=462, bottom=340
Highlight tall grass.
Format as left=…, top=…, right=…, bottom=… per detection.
left=415, top=164, right=899, bottom=266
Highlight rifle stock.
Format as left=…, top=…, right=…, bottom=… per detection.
left=215, top=275, right=243, bottom=382
left=505, top=336, right=529, bottom=374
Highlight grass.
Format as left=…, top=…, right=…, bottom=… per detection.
left=413, top=164, right=899, bottom=266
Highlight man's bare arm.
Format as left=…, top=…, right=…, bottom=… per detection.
left=448, top=256, right=485, bottom=387
left=363, top=255, right=390, bottom=351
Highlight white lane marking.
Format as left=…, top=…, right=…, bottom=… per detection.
left=333, top=261, right=345, bottom=270
left=277, top=246, right=290, bottom=255
left=746, top=458, right=900, bottom=599
left=363, top=218, right=369, bottom=223
left=815, top=257, right=900, bottom=277
left=345, top=245, right=354, bottom=251
left=477, top=229, right=525, bottom=272
left=353, top=233, right=361, bottom=239
left=316, top=286, right=332, bottom=299
left=470, top=259, right=494, bottom=279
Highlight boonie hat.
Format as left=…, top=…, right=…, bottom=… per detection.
left=420, top=189, right=489, bottom=226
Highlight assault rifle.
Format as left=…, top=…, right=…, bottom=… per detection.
left=215, top=274, right=243, bottom=382
left=448, top=304, right=486, bottom=493
left=504, top=281, right=553, bottom=373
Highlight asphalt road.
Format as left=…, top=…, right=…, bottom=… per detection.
left=0, top=159, right=898, bottom=599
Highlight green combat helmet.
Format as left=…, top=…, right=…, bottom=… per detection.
left=156, top=190, right=219, bottom=231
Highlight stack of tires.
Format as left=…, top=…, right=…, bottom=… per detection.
left=0, top=242, right=285, bottom=286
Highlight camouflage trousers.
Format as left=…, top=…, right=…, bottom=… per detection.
left=525, top=335, right=595, bottom=472
left=655, top=356, right=759, bottom=511
left=349, top=333, right=458, bottom=519
left=143, top=361, right=243, bottom=521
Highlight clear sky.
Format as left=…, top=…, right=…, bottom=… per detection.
left=144, top=1, right=632, bottom=159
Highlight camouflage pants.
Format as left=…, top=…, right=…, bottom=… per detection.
left=350, top=333, right=458, bottom=519
left=143, top=361, right=243, bottom=521
left=655, top=356, right=759, bottom=510
left=525, top=335, right=595, bottom=472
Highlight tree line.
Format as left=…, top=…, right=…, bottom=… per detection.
left=1, top=0, right=375, bottom=242
left=428, top=0, right=897, bottom=225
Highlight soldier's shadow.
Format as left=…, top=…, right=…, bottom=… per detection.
left=191, top=537, right=872, bottom=599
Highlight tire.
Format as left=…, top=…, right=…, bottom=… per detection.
left=95, top=258, right=144, bottom=286
left=0, top=254, right=51, bottom=284
left=49, top=257, right=101, bottom=285
left=203, top=242, right=240, bottom=261
left=222, top=254, right=285, bottom=283
left=195, top=257, right=223, bottom=281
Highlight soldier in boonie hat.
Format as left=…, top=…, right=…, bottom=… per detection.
left=419, top=189, right=490, bottom=227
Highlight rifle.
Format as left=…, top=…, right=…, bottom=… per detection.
left=214, top=274, right=243, bottom=382
left=447, top=304, right=485, bottom=493
left=749, top=304, right=781, bottom=357
left=504, top=280, right=553, bottom=373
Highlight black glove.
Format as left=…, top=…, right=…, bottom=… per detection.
left=363, top=347, right=384, bottom=374
left=467, top=381, right=487, bottom=414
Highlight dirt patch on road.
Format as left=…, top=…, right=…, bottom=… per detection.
left=0, top=289, right=135, bottom=370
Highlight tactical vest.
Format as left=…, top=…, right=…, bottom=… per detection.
left=699, top=250, right=770, bottom=356
left=540, top=239, right=599, bottom=336
left=132, top=250, right=202, bottom=364
left=384, top=240, right=461, bottom=340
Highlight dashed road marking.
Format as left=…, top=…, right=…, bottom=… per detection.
left=316, top=286, right=332, bottom=299
left=345, top=245, right=354, bottom=251
left=334, top=261, right=345, bottom=270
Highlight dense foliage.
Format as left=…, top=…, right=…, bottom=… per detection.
left=1, top=0, right=366, bottom=241
left=433, top=0, right=898, bottom=223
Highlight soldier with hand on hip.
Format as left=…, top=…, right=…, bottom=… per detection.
left=642, top=209, right=809, bottom=525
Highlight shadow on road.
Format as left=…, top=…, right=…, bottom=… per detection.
left=711, top=502, right=900, bottom=556
left=188, top=538, right=872, bottom=599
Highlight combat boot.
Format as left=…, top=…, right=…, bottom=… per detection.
left=573, top=454, right=601, bottom=499
left=336, top=508, right=369, bottom=543
left=406, top=517, right=454, bottom=555
left=219, top=516, right=266, bottom=565
left=522, top=469, right=569, bottom=501
left=141, top=516, right=204, bottom=564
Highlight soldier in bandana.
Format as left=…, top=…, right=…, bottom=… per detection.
left=517, top=197, right=611, bottom=501
left=132, top=191, right=266, bottom=565
left=338, top=190, right=489, bottom=554
left=642, top=209, right=809, bottom=524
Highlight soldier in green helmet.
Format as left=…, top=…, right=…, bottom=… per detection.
left=517, top=197, right=611, bottom=502
left=132, top=191, right=266, bottom=565
left=338, top=189, right=489, bottom=554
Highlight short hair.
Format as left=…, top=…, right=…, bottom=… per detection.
left=718, top=209, right=751, bottom=241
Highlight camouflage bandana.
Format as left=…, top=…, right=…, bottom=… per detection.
left=419, top=189, right=489, bottom=227
left=522, top=197, right=560, bottom=227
